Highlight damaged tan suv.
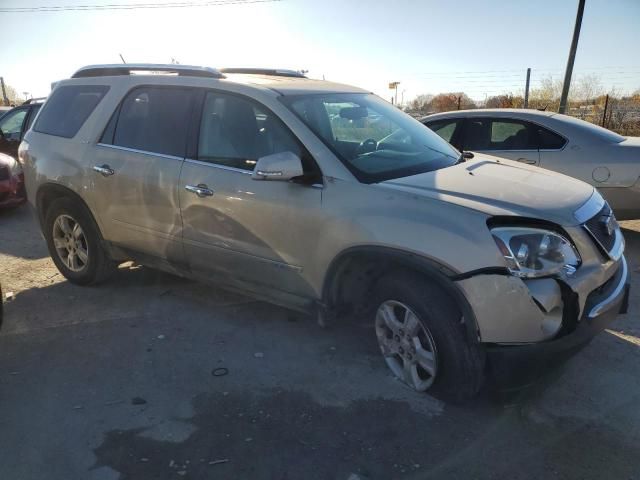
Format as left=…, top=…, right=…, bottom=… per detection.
left=21, top=64, right=629, bottom=401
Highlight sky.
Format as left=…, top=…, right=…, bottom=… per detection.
left=1, top=0, right=639, bottom=103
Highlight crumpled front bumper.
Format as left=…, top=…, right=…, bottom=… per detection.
left=460, top=255, right=629, bottom=388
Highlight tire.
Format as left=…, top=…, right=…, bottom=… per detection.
left=372, top=271, right=485, bottom=403
left=43, top=197, right=115, bottom=285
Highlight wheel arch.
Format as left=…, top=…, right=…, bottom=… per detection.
left=36, top=183, right=103, bottom=238
left=321, top=245, right=481, bottom=343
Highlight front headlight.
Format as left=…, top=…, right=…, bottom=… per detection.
left=491, top=227, right=581, bottom=278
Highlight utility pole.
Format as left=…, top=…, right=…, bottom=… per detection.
left=601, top=94, right=609, bottom=127
left=457, top=95, right=461, bottom=110
left=559, top=0, right=586, bottom=114
left=524, top=67, right=531, bottom=108
left=0, top=77, right=8, bottom=106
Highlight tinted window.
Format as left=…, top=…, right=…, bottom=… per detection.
left=284, top=93, right=458, bottom=183
left=464, top=118, right=537, bottom=151
left=112, top=87, right=192, bottom=157
left=198, top=91, right=307, bottom=172
left=0, top=108, right=27, bottom=140
left=34, top=85, right=109, bottom=138
left=425, top=119, right=460, bottom=143
left=538, top=126, right=566, bottom=149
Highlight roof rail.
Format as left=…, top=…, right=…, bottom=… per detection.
left=22, top=97, right=47, bottom=105
left=71, top=64, right=225, bottom=79
left=219, top=68, right=307, bottom=78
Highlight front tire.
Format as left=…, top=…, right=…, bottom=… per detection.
left=373, top=271, right=485, bottom=402
left=44, top=197, right=115, bottom=285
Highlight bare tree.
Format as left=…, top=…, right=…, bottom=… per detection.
left=485, top=94, right=525, bottom=109
left=574, top=74, right=603, bottom=102
left=408, top=94, right=434, bottom=113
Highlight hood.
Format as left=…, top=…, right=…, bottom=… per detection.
left=380, top=154, right=594, bottom=226
left=620, top=136, right=640, bottom=148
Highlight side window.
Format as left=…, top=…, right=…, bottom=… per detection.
left=197, top=91, right=307, bottom=172
left=34, top=85, right=109, bottom=138
left=425, top=119, right=460, bottom=143
left=0, top=108, right=28, bottom=140
left=489, top=119, right=537, bottom=150
left=538, top=126, right=566, bottom=149
left=111, top=87, right=192, bottom=157
left=464, top=119, right=491, bottom=150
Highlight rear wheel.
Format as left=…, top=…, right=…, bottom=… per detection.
left=373, top=271, right=485, bottom=402
left=44, top=197, right=115, bottom=285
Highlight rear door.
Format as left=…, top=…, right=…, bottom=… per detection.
left=423, top=118, right=464, bottom=150
left=461, top=117, right=540, bottom=165
left=90, top=86, right=194, bottom=266
left=179, top=90, right=323, bottom=300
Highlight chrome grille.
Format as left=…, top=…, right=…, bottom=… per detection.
left=584, top=203, right=618, bottom=254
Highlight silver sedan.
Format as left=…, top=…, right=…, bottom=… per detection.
left=422, top=109, right=640, bottom=220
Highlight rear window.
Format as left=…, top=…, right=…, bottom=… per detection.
left=538, top=126, right=567, bottom=149
left=104, top=86, right=192, bottom=158
left=34, top=85, right=109, bottom=138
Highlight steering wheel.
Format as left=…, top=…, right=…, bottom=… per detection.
left=356, top=138, right=378, bottom=155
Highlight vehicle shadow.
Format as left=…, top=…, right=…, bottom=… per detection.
left=0, top=261, right=254, bottom=336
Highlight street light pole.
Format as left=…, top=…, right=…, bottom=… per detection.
left=559, top=0, right=586, bottom=114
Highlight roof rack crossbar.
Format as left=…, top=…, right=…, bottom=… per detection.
left=71, top=64, right=225, bottom=79
left=219, top=68, right=307, bottom=78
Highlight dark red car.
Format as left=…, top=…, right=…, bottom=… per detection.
left=0, top=152, right=26, bottom=208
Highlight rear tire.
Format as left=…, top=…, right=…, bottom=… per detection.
left=44, top=197, right=115, bottom=285
left=373, top=271, right=485, bottom=403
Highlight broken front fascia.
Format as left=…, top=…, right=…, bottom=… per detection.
left=456, top=248, right=623, bottom=344
left=457, top=274, right=567, bottom=344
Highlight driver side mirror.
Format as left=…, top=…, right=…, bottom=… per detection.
left=252, top=151, right=304, bottom=181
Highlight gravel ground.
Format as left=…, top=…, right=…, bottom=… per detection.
left=1, top=205, right=640, bottom=480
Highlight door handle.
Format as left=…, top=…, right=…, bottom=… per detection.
left=185, top=184, right=214, bottom=198
left=516, top=158, right=537, bottom=165
left=93, top=164, right=115, bottom=177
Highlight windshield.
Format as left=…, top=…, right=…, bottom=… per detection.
left=283, top=93, right=459, bottom=183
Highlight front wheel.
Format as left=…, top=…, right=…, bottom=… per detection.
left=44, top=197, right=115, bottom=285
left=373, top=271, right=485, bottom=402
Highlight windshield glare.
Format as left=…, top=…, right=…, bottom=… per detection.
left=284, top=93, right=459, bottom=183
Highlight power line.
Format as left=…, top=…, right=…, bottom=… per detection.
left=0, top=0, right=281, bottom=13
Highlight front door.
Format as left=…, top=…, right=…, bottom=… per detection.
left=462, top=117, right=540, bottom=165
left=0, top=107, right=29, bottom=158
left=179, top=90, right=323, bottom=300
left=89, top=86, right=194, bottom=266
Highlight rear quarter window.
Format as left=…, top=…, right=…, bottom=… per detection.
left=34, top=85, right=109, bottom=138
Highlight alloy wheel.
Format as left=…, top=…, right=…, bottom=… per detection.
left=375, top=300, right=438, bottom=391
left=52, top=214, right=89, bottom=272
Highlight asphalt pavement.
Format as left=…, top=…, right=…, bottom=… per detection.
left=1, top=206, right=640, bottom=480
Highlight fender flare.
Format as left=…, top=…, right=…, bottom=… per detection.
left=321, top=245, right=482, bottom=344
